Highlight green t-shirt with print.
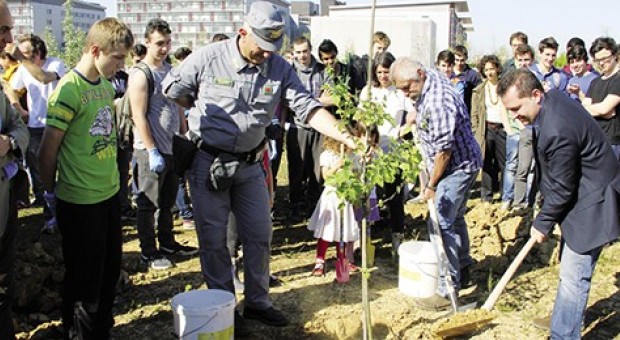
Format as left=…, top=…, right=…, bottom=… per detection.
left=46, top=69, right=119, bottom=204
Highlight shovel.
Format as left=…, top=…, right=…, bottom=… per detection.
left=433, top=237, right=537, bottom=338
left=335, top=223, right=350, bottom=284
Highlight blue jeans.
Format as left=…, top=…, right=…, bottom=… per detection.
left=175, top=176, right=193, bottom=220
left=502, top=132, right=519, bottom=202
left=429, top=169, right=477, bottom=296
left=551, top=242, right=602, bottom=339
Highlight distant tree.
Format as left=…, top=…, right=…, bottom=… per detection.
left=61, top=0, right=86, bottom=68
left=554, top=52, right=567, bottom=68
left=42, top=26, right=61, bottom=59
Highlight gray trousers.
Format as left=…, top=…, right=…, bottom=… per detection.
left=134, top=149, right=178, bottom=255
left=189, top=150, right=272, bottom=309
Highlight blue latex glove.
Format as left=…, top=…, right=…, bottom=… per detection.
left=2, top=161, right=18, bottom=180
left=43, top=191, right=57, bottom=218
left=148, top=148, right=165, bottom=173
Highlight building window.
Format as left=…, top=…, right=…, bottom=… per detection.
left=47, top=9, right=52, bottom=14
left=46, top=19, right=52, bottom=25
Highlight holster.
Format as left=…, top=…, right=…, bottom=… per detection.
left=209, top=152, right=240, bottom=191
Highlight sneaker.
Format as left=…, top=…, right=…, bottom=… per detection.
left=141, top=253, right=172, bottom=270
left=160, top=243, right=198, bottom=256
left=182, top=219, right=195, bottom=230
left=269, top=274, right=282, bottom=287
left=348, top=263, right=360, bottom=273
left=406, top=194, right=425, bottom=204
left=243, top=306, right=289, bottom=327
left=120, top=208, right=136, bottom=222
left=500, top=201, right=512, bottom=211
left=311, top=260, right=325, bottom=277
left=41, top=217, right=57, bottom=234
left=413, top=294, right=452, bottom=311
left=532, top=315, right=551, bottom=330
left=32, top=198, right=45, bottom=207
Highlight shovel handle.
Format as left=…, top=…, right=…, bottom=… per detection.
left=482, top=237, right=537, bottom=311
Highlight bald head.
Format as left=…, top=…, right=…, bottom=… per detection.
left=0, top=1, right=14, bottom=51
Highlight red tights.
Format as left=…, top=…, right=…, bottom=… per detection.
left=316, top=239, right=354, bottom=263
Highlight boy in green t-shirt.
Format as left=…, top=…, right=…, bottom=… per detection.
left=38, top=18, right=133, bottom=339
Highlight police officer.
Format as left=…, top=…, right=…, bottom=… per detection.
left=163, top=1, right=355, bottom=327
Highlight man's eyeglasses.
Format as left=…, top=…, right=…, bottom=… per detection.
left=593, top=54, right=615, bottom=65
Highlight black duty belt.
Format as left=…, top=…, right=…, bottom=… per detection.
left=192, top=135, right=266, bottom=163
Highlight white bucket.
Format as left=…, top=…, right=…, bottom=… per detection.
left=171, top=289, right=235, bottom=340
left=398, top=241, right=438, bottom=298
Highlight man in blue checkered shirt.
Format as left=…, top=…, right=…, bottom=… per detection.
left=391, top=57, right=482, bottom=311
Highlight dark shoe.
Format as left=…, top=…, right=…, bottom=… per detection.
left=269, top=274, right=282, bottom=287
left=41, top=217, right=57, bottom=235
left=413, top=294, right=451, bottom=311
left=234, top=310, right=250, bottom=337
left=141, top=252, right=173, bottom=270
left=244, top=306, right=289, bottom=327
left=532, top=315, right=551, bottom=330
left=461, top=266, right=473, bottom=288
left=120, top=208, right=136, bottom=222
left=160, top=243, right=198, bottom=256
left=32, top=198, right=45, bottom=207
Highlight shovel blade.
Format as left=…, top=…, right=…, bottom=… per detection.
left=335, top=250, right=349, bottom=284
left=458, top=301, right=477, bottom=312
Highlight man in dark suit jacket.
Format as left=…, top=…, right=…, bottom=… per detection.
left=498, top=69, right=620, bottom=339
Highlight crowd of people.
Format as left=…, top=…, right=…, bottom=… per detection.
left=0, top=0, right=618, bottom=338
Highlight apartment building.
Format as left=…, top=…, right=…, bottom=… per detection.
left=117, top=0, right=298, bottom=52
left=311, top=0, right=473, bottom=67
left=8, top=0, right=105, bottom=47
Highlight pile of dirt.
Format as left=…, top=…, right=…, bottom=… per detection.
left=12, top=197, right=619, bottom=339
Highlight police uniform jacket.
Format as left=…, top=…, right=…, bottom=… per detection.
left=163, top=36, right=322, bottom=154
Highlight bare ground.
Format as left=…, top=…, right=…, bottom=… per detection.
left=12, top=186, right=620, bottom=340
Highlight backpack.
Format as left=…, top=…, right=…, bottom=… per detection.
left=115, top=62, right=154, bottom=150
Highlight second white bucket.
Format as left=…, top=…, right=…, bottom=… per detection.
left=398, top=241, right=439, bottom=298
left=171, top=289, right=235, bottom=340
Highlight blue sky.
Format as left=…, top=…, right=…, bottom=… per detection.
left=332, top=0, right=620, bottom=56
left=100, top=0, right=620, bottom=56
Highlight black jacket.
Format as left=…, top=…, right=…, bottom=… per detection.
left=533, top=90, right=620, bottom=254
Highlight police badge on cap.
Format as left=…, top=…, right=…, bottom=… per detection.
left=246, top=1, right=286, bottom=52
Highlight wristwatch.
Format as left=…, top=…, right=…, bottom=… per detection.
left=426, top=183, right=437, bottom=191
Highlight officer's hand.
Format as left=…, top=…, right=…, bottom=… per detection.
left=148, top=148, right=165, bottom=173
left=44, top=191, right=57, bottom=218
left=530, top=226, right=547, bottom=243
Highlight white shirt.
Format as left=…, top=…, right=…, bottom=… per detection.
left=10, top=57, right=66, bottom=128
left=359, top=85, right=415, bottom=151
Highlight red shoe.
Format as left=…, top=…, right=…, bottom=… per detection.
left=348, top=263, right=360, bottom=273
left=311, top=261, right=325, bottom=276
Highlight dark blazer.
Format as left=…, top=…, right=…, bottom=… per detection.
left=534, top=90, right=620, bottom=254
